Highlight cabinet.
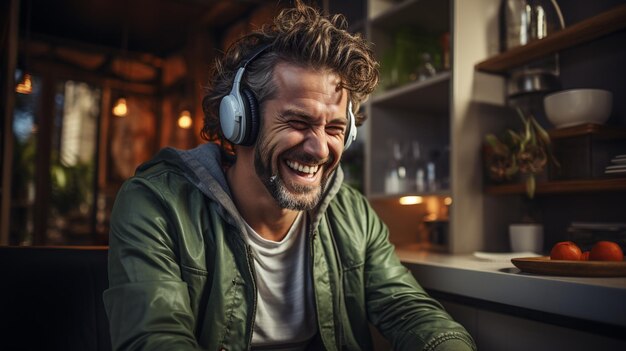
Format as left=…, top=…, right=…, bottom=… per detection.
left=440, top=299, right=626, bottom=351
left=475, top=2, right=626, bottom=251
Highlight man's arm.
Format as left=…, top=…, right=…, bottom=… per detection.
left=361, top=197, right=476, bottom=351
left=103, top=178, right=200, bottom=350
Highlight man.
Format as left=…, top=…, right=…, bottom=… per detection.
left=104, top=2, right=476, bottom=350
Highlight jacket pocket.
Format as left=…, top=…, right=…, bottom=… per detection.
left=180, top=263, right=209, bottom=276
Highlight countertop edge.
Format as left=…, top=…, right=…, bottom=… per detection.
left=397, top=250, right=626, bottom=328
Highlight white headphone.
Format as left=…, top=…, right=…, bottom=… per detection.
left=219, top=44, right=357, bottom=150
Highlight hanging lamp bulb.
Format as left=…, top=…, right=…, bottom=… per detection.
left=177, top=109, right=192, bottom=129
left=113, top=97, right=128, bottom=117
left=15, top=73, right=33, bottom=94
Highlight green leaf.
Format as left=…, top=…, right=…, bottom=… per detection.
left=484, top=134, right=501, bottom=147
left=530, top=116, right=551, bottom=146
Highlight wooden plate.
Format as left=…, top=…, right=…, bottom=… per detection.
left=511, top=256, right=626, bottom=277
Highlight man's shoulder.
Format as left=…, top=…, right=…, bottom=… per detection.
left=119, top=154, right=194, bottom=200
left=133, top=148, right=186, bottom=178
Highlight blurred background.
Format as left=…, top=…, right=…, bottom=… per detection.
left=0, top=0, right=367, bottom=246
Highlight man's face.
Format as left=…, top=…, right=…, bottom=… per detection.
left=253, top=62, right=348, bottom=211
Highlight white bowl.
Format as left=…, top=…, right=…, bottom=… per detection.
left=543, top=89, right=613, bottom=128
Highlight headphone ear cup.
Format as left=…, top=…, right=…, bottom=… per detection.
left=239, top=88, right=260, bottom=146
left=344, top=105, right=357, bottom=150
left=219, top=94, right=242, bottom=143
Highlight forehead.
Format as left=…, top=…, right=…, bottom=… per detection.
left=271, top=61, right=346, bottom=108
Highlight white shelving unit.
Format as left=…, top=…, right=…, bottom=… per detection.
left=365, top=0, right=451, bottom=197
left=364, top=0, right=502, bottom=253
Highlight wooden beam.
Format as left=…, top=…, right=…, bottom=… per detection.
left=200, top=1, right=254, bottom=28
left=1, top=0, right=20, bottom=245
left=27, top=59, right=158, bottom=95
left=27, top=34, right=164, bottom=67
left=32, top=75, right=54, bottom=245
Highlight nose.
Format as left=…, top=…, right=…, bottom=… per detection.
left=302, top=128, right=329, bottom=161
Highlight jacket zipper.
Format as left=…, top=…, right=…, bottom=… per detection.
left=310, top=227, right=325, bottom=349
left=245, top=244, right=258, bottom=351
left=311, top=221, right=343, bottom=351
left=326, top=216, right=344, bottom=350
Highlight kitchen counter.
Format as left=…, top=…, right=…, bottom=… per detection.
left=395, top=247, right=626, bottom=328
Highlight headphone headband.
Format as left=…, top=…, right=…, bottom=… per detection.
left=229, top=43, right=274, bottom=108
left=241, top=43, right=273, bottom=69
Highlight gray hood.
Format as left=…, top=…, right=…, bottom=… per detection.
left=137, top=143, right=345, bottom=231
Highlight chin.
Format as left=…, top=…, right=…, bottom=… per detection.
left=272, top=178, right=323, bottom=211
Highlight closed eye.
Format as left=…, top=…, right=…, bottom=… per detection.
left=326, top=125, right=345, bottom=136
left=289, top=120, right=309, bottom=130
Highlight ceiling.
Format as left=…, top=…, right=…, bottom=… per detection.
left=19, top=0, right=273, bottom=57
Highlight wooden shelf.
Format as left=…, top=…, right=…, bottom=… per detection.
left=485, top=178, right=626, bottom=195
left=548, top=123, right=626, bottom=140
left=372, top=71, right=450, bottom=115
left=475, top=4, right=626, bottom=74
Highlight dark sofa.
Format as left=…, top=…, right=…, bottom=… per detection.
left=0, top=246, right=111, bottom=351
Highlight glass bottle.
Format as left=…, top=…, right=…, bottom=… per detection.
left=416, top=53, right=437, bottom=81
left=384, top=140, right=408, bottom=194
left=426, top=149, right=440, bottom=192
left=410, top=141, right=426, bottom=193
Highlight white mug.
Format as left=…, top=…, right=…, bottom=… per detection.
left=509, top=223, right=544, bottom=253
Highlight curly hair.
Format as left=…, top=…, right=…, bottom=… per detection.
left=201, top=0, right=379, bottom=153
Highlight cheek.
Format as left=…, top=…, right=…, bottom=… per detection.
left=266, top=129, right=304, bottom=152
left=328, top=139, right=344, bottom=165
left=255, top=128, right=293, bottom=164
left=331, top=136, right=344, bottom=153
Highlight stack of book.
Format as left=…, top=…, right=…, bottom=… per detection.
left=605, top=154, right=626, bottom=175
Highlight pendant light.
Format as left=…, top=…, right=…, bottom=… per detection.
left=16, top=0, right=33, bottom=95
left=113, top=10, right=130, bottom=117
left=15, top=73, right=33, bottom=95
left=177, top=109, right=192, bottom=129
left=112, top=97, right=128, bottom=117
left=177, top=77, right=193, bottom=129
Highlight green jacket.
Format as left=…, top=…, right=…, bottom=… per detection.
left=104, top=144, right=475, bottom=351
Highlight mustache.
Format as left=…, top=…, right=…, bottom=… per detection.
left=282, top=150, right=334, bottom=167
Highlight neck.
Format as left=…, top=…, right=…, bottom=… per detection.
left=227, top=161, right=299, bottom=242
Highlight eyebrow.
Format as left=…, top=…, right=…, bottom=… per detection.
left=280, top=108, right=348, bottom=125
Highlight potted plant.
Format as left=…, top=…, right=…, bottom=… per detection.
left=483, top=108, right=559, bottom=198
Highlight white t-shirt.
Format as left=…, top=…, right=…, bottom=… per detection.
left=243, top=212, right=317, bottom=350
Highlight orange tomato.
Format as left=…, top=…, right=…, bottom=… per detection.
left=550, top=241, right=582, bottom=260
left=581, top=251, right=590, bottom=261
left=589, top=241, right=624, bottom=261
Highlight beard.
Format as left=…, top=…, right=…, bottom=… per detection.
left=254, top=137, right=335, bottom=211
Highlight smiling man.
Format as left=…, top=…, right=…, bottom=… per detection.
left=104, top=2, right=476, bottom=351
left=231, top=62, right=348, bottom=238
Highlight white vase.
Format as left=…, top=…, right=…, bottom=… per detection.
left=509, top=223, right=544, bottom=253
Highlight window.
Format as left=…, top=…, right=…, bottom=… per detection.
left=9, top=75, right=103, bottom=245
left=47, top=80, right=101, bottom=245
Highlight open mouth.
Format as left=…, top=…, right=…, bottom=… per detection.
left=285, top=160, right=321, bottom=178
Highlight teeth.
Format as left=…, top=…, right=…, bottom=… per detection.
left=287, top=160, right=319, bottom=175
